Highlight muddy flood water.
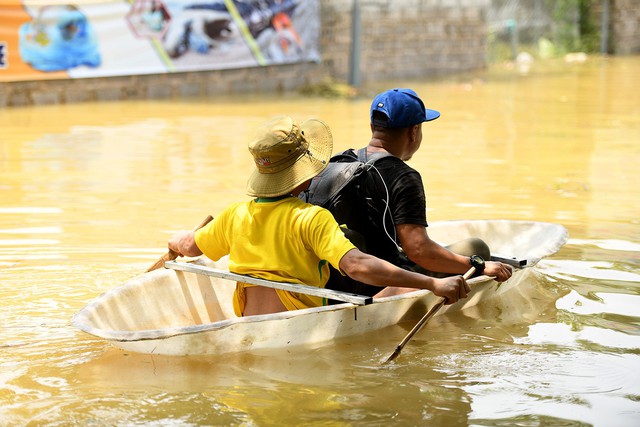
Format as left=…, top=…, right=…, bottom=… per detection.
left=1, top=56, right=639, bottom=426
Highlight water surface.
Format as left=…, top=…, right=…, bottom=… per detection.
left=1, top=56, right=639, bottom=426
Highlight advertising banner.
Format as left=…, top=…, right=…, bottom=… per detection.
left=0, top=0, right=320, bottom=82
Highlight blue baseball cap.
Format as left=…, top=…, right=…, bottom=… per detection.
left=370, top=88, right=440, bottom=128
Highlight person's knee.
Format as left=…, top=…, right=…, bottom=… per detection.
left=468, top=237, right=490, bottom=260
left=446, top=237, right=490, bottom=260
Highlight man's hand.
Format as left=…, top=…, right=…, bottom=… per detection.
left=432, top=275, right=471, bottom=304
left=483, top=261, right=513, bottom=282
left=168, top=231, right=202, bottom=258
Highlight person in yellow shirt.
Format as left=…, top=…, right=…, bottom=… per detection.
left=168, top=115, right=470, bottom=317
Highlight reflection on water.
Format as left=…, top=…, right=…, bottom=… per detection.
left=557, top=290, right=640, bottom=318
left=465, top=350, right=639, bottom=426
left=518, top=321, right=640, bottom=349
left=541, top=259, right=640, bottom=283
left=1, top=56, right=639, bottom=425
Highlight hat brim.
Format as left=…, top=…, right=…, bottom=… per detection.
left=246, top=119, right=333, bottom=197
left=425, top=108, right=440, bottom=121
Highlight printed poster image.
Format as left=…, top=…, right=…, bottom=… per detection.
left=159, top=0, right=312, bottom=70
left=18, top=5, right=101, bottom=72
left=125, top=0, right=171, bottom=40
left=0, top=0, right=320, bottom=82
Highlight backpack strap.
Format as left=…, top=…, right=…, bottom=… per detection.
left=304, top=161, right=364, bottom=208
left=356, top=147, right=368, bottom=162
left=356, top=147, right=392, bottom=163
left=330, top=148, right=357, bottom=163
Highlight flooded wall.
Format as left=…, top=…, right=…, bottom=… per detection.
left=1, top=0, right=490, bottom=107
left=320, top=0, right=488, bottom=83
left=612, top=0, right=640, bottom=53
left=1, top=0, right=639, bottom=108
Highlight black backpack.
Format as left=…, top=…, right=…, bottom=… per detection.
left=300, top=148, right=392, bottom=246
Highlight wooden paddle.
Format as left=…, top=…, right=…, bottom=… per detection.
left=145, top=215, right=213, bottom=272
left=383, top=266, right=476, bottom=364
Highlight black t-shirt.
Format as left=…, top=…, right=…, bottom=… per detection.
left=341, top=148, right=428, bottom=265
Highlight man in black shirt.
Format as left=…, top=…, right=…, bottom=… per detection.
left=327, top=88, right=512, bottom=298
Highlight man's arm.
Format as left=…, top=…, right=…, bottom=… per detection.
left=396, top=223, right=513, bottom=282
left=338, top=248, right=470, bottom=304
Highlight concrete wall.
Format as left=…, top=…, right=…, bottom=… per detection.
left=320, top=0, right=489, bottom=84
left=2, top=62, right=327, bottom=107
left=1, top=0, right=491, bottom=107
left=2, top=0, right=638, bottom=107
left=612, top=0, right=640, bottom=54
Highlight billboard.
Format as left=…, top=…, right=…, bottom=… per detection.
left=0, top=0, right=320, bottom=82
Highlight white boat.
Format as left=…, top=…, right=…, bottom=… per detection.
left=72, top=220, right=568, bottom=356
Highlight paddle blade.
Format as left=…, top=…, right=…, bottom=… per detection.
left=383, top=346, right=403, bottom=364
left=145, top=250, right=178, bottom=273
left=382, top=266, right=476, bottom=364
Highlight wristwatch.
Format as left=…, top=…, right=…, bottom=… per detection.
left=469, top=255, right=485, bottom=273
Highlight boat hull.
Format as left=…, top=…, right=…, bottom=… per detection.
left=73, top=220, right=568, bottom=356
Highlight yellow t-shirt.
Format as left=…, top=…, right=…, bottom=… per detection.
left=194, top=197, right=356, bottom=316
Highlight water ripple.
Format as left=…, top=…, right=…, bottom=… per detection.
left=515, top=322, right=640, bottom=350
left=557, top=290, right=640, bottom=318
left=538, top=260, right=640, bottom=282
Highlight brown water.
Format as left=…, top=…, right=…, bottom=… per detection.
left=1, top=56, right=639, bottom=426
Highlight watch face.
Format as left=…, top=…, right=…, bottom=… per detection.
left=471, top=255, right=485, bottom=266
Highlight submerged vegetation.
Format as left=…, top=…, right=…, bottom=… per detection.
left=553, top=0, right=602, bottom=53
left=298, top=79, right=359, bottom=98
left=489, top=0, right=604, bottom=62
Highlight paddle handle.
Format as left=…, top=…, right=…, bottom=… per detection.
left=383, top=266, right=476, bottom=364
left=145, top=215, right=214, bottom=272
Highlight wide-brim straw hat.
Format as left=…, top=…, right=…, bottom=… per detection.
left=247, top=116, right=333, bottom=198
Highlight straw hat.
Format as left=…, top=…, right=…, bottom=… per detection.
left=247, top=116, right=333, bottom=198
